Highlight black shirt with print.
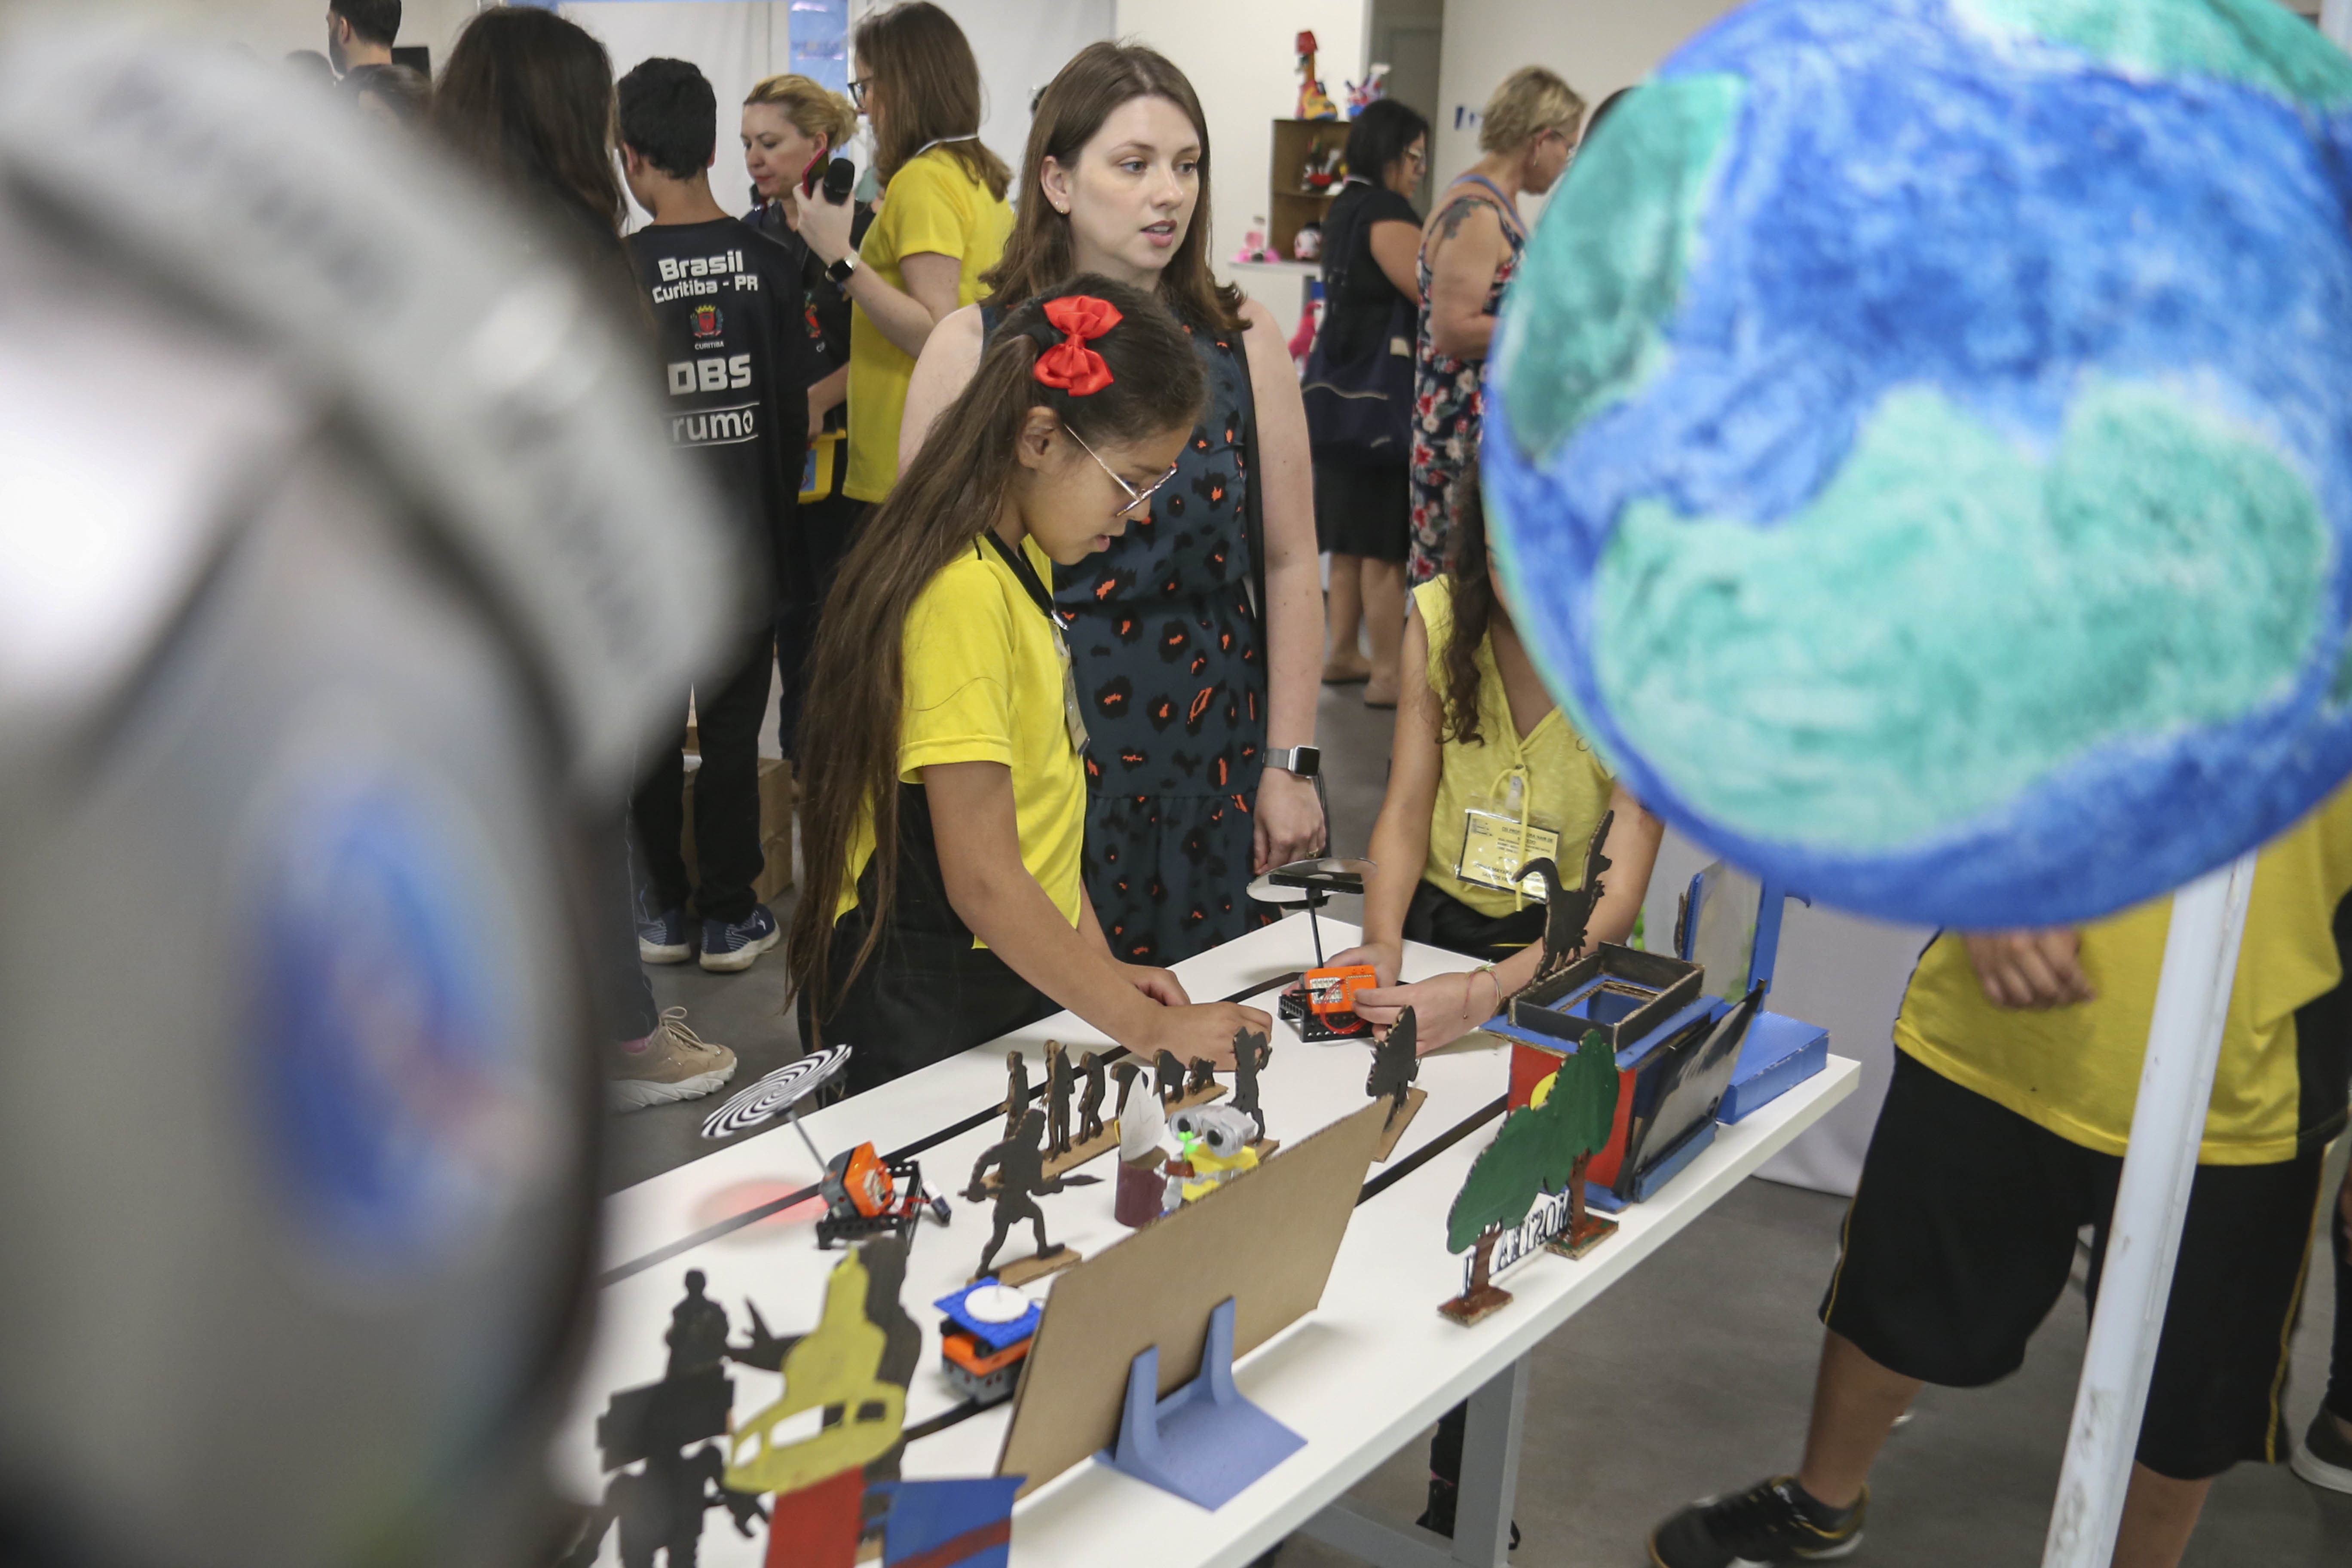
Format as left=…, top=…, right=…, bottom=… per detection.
left=626, top=217, right=814, bottom=588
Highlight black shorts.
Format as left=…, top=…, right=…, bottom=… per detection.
left=1821, top=1050, right=2324, bottom=1480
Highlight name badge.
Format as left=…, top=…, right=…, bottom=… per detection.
left=1055, top=629, right=1090, bottom=757
left=1456, top=807, right=1559, bottom=897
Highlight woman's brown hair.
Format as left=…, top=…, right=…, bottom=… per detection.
left=787, top=276, right=1205, bottom=1027
left=985, top=42, right=1244, bottom=333
left=1439, top=465, right=1504, bottom=747
left=854, top=1, right=1010, bottom=198
left=744, top=73, right=857, bottom=150
left=433, top=7, right=623, bottom=233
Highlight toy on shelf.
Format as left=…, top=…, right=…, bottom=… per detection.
left=934, top=1277, right=1042, bottom=1406
left=1163, top=1102, right=1262, bottom=1210
left=1294, top=30, right=1338, bottom=120
left=1438, top=1029, right=1622, bottom=1326
left=1345, top=62, right=1390, bottom=116
left=1298, top=142, right=1343, bottom=194
left=816, top=1142, right=951, bottom=1250
left=1292, top=221, right=1322, bottom=262
left=1232, top=222, right=1276, bottom=264
left=965, top=1108, right=1091, bottom=1286
left=1366, top=1005, right=1427, bottom=1161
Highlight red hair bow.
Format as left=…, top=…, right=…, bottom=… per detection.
left=1032, top=295, right=1122, bottom=396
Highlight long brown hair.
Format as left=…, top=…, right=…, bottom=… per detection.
left=1439, top=466, right=1504, bottom=747
left=788, top=277, right=1205, bottom=1025
left=854, top=1, right=1010, bottom=197
left=985, top=42, right=1244, bottom=333
left=433, top=7, right=623, bottom=233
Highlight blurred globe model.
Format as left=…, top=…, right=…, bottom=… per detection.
left=1485, top=0, right=2352, bottom=926
left=0, top=18, right=734, bottom=1568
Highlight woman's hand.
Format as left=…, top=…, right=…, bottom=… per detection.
left=1326, top=940, right=1403, bottom=989
left=1963, top=929, right=2095, bottom=1010
left=790, top=186, right=857, bottom=266
left=1135, top=1001, right=1274, bottom=1069
left=1352, top=968, right=1504, bottom=1051
left=1124, top=965, right=1191, bottom=1008
left=1253, top=768, right=1325, bottom=873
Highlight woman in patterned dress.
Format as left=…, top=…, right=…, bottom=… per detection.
left=1409, top=66, right=1586, bottom=585
left=898, top=42, right=1327, bottom=965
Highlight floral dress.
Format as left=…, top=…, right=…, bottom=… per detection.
left=1408, top=187, right=1528, bottom=585
left=1055, top=319, right=1271, bottom=965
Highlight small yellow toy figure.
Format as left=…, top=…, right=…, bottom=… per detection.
left=1164, top=1103, right=1262, bottom=1210
left=1295, top=31, right=1338, bottom=120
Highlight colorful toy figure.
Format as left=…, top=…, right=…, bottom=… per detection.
left=1295, top=29, right=1337, bottom=120
left=815, top=1142, right=950, bottom=1250
left=1346, top=62, right=1390, bottom=116
left=1162, top=1103, right=1261, bottom=1210
left=933, top=1279, right=1042, bottom=1407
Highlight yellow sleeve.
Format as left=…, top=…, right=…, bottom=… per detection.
left=899, top=556, right=1016, bottom=778
left=879, top=154, right=978, bottom=264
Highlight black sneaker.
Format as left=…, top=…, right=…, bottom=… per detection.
left=2291, top=1405, right=2352, bottom=1494
left=1649, top=1476, right=1863, bottom=1567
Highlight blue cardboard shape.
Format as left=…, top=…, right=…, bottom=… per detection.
left=1720, top=1011, right=1828, bottom=1124
left=1097, top=1297, right=1305, bottom=1510
left=870, top=1476, right=1022, bottom=1568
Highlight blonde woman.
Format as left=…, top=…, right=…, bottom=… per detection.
left=1408, top=66, right=1584, bottom=585
left=742, top=73, right=864, bottom=761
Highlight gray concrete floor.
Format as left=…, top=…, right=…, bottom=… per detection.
left=600, top=673, right=2352, bottom=1565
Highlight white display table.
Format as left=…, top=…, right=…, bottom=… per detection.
left=557, top=916, right=1857, bottom=1567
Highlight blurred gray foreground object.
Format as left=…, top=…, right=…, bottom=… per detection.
left=0, top=17, right=738, bottom=1568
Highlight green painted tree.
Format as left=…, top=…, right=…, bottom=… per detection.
left=1444, top=1029, right=1621, bottom=1309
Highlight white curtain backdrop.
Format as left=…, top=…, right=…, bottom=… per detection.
left=560, top=2, right=792, bottom=217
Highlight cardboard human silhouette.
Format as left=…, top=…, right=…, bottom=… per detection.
left=1045, top=1044, right=1075, bottom=1159
left=1367, top=1007, right=1419, bottom=1121
left=1113, top=1058, right=1143, bottom=1118
left=1229, top=1028, right=1272, bottom=1140
left=1077, top=1051, right=1109, bottom=1145
left=1154, top=1049, right=1185, bottom=1106
left=1001, top=1052, right=1029, bottom=1142
left=964, top=1109, right=1078, bottom=1281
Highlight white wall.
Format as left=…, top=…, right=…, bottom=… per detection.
left=899, top=0, right=1116, bottom=198
left=1433, top=0, right=1741, bottom=222
left=1114, top=0, right=1367, bottom=313
left=202, top=0, right=485, bottom=64
left=562, top=3, right=791, bottom=217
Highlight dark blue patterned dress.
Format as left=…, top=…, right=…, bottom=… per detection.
left=1054, top=319, right=1271, bottom=964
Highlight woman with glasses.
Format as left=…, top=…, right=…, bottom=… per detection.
left=1311, top=96, right=1430, bottom=709
left=894, top=42, right=1329, bottom=971
left=787, top=0, right=1012, bottom=508
left=1409, top=66, right=1585, bottom=585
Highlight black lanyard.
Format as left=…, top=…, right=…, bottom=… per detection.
left=982, top=531, right=1067, bottom=631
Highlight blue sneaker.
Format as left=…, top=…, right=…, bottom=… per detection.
left=637, top=904, right=690, bottom=965
left=699, top=903, right=779, bottom=972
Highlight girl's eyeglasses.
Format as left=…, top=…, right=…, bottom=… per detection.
left=1069, top=428, right=1180, bottom=521
left=847, top=77, right=868, bottom=111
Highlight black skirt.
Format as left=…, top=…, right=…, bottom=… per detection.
left=1402, top=877, right=1545, bottom=962
left=1313, top=459, right=1411, bottom=563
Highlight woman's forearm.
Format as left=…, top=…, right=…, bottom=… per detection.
left=846, top=267, right=943, bottom=359
left=1263, top=548, right=1322, bottom=749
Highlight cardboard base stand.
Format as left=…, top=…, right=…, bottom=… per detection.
left=1100, top=1297, right=1307, bottom=1510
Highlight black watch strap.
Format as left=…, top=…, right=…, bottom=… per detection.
left=825, top=253, right=856, bottom=286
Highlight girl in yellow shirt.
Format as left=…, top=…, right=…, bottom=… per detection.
left=787, top=278, right=1270, bottom=1094
left=1335, top=467, right=1663, bottom=1048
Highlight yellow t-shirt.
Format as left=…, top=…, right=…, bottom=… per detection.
left=845, top=150, right=1014, bottom=502
left=1415, top=578, right=1616, bottom=920
left=1895, top=782, right=2352, bottom=1165
left=835, top=535, right=1087, bottom=946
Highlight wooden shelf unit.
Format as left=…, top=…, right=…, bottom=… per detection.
left=1268, top=117, right=1351, bottom=262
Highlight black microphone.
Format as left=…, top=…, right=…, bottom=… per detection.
left=822, top=156, right=854, bottom=206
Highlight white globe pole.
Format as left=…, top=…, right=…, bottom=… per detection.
left=2040, top=851, right=2258, bottom=1568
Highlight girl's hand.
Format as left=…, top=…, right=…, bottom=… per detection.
left=1124, top=965, right=1190, bottom=1008
left=1253, top=767, right=1325, bottom=873
left=1326, top=940, right=1403, bottom=988
left=1963, top=929, right=2095, bottom=1010
left=1135, top=1002, right=1273, bottom=1069
left=791, top=186, right=857, bottom=267
left=1353, top=968, right=1505, bottom=1051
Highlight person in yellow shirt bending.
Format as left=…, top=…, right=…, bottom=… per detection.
left=1650, top=785, right=2352, bottom=1568
left=787, top=0, right=1014, bottom=506
left=786, top=279, right=1268, bottom=1096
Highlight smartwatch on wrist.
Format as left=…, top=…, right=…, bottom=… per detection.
left=825, top=252, right=857, bottom=286
left=1265, top=744, right=1320, bottom=778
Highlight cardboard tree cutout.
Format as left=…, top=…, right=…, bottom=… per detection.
left=1440, top=1029, right=1621, bottom=1323
left=1544, top=1028, right=1624, bottom=1258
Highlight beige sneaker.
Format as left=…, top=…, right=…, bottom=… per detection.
left=610, top=1008, right=738, bottom=1112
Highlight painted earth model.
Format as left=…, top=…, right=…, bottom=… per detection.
left=1485, top=0, right=2352, bottom=926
